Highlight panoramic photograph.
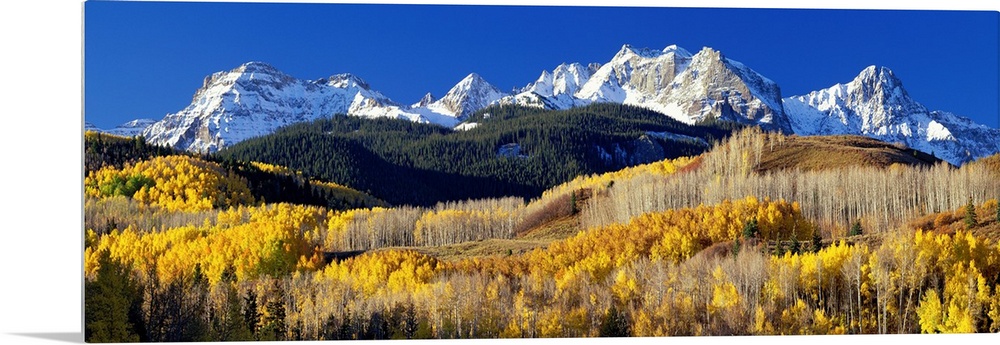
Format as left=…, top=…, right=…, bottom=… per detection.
left=81, top=1, right=1000, bottom=342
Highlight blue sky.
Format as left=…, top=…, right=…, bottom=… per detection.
left=84, top=1, right=999, bottom=129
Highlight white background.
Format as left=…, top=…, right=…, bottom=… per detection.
left=0, top=1, right=997, bottom=344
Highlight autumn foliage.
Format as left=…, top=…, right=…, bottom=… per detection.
left=84, top=129, right=1000, bottom=341
left=85, top=155, right=254, bottom=212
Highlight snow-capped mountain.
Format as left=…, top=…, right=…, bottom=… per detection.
left=495, top=62, right=600, bottom=109
left=142, top=62, right=386, bottom=152
left=572, top=44, right=791, bottom=132
left=783, top=66, right=1000, bottom=165
left=423, top=73, right=507, bottom=120
left=139, top=62, right=490, bottom=152
left=411, top=93, right=436, bottom=108
left=112, top=45, right=998, bottom=163
left=107, top=119, right=158, bottom=137
left=86, top=118, right=157, bottom=137
left=493, top=44, right=790, bottom=132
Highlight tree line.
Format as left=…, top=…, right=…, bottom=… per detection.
left=214, top=104, right=736, bottom=206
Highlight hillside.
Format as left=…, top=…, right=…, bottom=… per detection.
left=84, top=124, right=1000, bottom=341
left=215, top=103, right=737, bottom=206
left=84, top=132, right=385, bottom=212
left=755, top=134, right=944, bottom=172
left=84, top=131, right=178, bottom=174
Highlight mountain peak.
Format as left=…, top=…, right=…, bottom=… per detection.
left=457, top=73, right=488, bottom=86
left=431, top=73, right=506, bottom=119
left=237, top=61, right=280, bottom=74
left=614, top=43, right=663, bottom=59
left=781, top=64, right=1000, bottom=165
left=612, top=43, right=693, bottom=61
left=845, top=65, right=914, bottom=109
left=662, top=44, right=693, bottom=57
left=450, top=73, right=498, bottom=92
left=412, top=92, right=437, bottom=108
left=694, top=46, right=724, bottom=61
left=852, top=65, right=903, bottom=90
left=326, top=73, right=371, bottom=90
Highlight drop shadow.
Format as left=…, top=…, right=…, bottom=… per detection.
left=8, top=332, right=82, bottom=343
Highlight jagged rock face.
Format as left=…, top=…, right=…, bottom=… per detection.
left=139, top=62, right=510, bottom=152
left=411, top=93, right=436, bottom=108
left=124, top=45, right=998, bottom=163
left=576, top=44, right=693, bottom=104
left=143, top=62, right=362, bottom=152
left=528, top=62, right=600, bottom=97
left=425, top=73, right=507, bottom=120
left=496, top=62, right=601, bottom=109
left=656, top=47, right=789, bottom=131
left=498, top=44, right=790, bottom=133
left=784, top=66, right=1000, bottom=165
left=600, top=44, right=691, bottom=98
left=572, top=45, right=790, bottom=132
left=142, top=62, right=426, bottom=152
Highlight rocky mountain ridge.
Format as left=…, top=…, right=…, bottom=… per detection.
left=94, top=44, right=998, bottom=165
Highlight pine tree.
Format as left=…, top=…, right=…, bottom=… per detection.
left=243, top=291, right=260, bottom=338
left=260, top=287, right=287, bottom=341
left=85, top=252, right=144, bottom=343
left=598, top=305, right=631, bottom=337
left=742, top=218, right=759, bottom=240
left=773, top=241, right=786, bottom=256
left=849, top=220, right=863, bottom=237
left=811, top=231, right=823, bottom=253
left=212, top=283, right=253, bottom=341
left=570, top=192, right=578, bottom=215
left=964, top=197, right=977, bottom=229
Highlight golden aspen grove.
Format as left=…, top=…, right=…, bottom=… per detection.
left=83, top=125, right=1000, bottom=342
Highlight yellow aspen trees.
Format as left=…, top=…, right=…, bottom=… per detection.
left=85, top=203, right=326, bottom=286
left=917, top=289, right=945, bottom=333
left=541, top=156, right=694, bottom=200
left=316, top=250, right=441, bottom=298
left=85, top=155, right=254, bottom=212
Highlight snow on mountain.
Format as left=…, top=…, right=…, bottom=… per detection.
left=454, top=122, right=479, bottom=131
left=106, top=119, right=158, bottom=137
left=144, top=62, right=355, bottom=152
left=783, top=66, right=1000, bottom=165
left=492, top=43, right=790, bottom=133
left=411, top=92, right=436, bottom=108
left=575, top=44, right=791, bottom=132
left=495, top=62, right=601, bottom=109
left=122, top=46, right=998, bottom=162
left=422, top=73, right=507, bottom=120
left=85, top=119, right=157, bottom=137
left=141, top=62, right=472, bottom=152
left=576, top=44, right=693, bottom=105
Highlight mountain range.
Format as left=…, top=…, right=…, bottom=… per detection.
left=89, top=44, right=1000, bottom=165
